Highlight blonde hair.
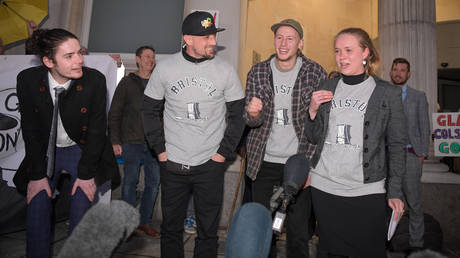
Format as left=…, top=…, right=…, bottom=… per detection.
left=334, top=28, right=380, bottom=75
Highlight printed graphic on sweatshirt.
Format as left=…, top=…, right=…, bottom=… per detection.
left=170, top=77, right=217, bottom=97
left=273, top=84, right=293, bottom=127
left=331, top=98, right=367, bottom=112
left=275, top=108, right=290, bottom=125
left=326, top=96, right=369, bottom=149
left=187, top=102, right=207, bottom=120
left=336, top=124, right=352, bottom=144
left=274, top=84, right=292, bottom=96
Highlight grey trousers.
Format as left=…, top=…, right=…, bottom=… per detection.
left=403, top=152, right=425, bottom=248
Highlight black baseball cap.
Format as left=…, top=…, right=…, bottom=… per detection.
left=182, top=11, right=225, bottom=36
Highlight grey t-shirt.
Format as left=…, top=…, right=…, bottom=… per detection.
left=310, top=76, right=386, bottom=196
left=264, top=57, right=302, bottom=164
left=144, top=52, right=244, bottom=166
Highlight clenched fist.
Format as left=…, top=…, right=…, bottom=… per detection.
left=247, top=97, right=263, bottom=118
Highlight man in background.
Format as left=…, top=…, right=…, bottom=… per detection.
left=109, top=46, right=160, bottom=238
left=390, top=57, right=430, bottom=254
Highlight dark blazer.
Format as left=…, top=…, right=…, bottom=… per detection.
left=13, top=66, right=120, bottom=194
left=304, top=75, right=408, bottom=199
left=404, top=86, right=430, bottom=157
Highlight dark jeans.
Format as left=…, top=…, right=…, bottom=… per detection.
left=121, top=143, right=160, bottom=225
left=252, top=161, right=313, bottom=258
left=160, top=159, right=226, bottom=258
left=27, top=145, right=91, bottom=258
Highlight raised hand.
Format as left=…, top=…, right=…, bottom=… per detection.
left=309, top=90, right=333, bottom=119
left=247, top=97, right=263, bottom=118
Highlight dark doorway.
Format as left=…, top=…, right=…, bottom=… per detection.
left=438, top=68, right=460, bottom=112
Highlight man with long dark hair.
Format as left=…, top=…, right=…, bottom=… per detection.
left=14, top=28, right=119, bottom=258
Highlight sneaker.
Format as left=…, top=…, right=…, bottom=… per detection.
left=184, top=215, right=197, bottom=234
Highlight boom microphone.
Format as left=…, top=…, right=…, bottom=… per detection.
left=57, top=200, right=139, bottom=258
left=270, top=154, right=310, bottom=234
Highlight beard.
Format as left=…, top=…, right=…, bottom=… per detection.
left=191, top=45, right=215, bottom=59
left=391, top=76, right=408, bottom=85
left=203, top=47, right=215, bottom=59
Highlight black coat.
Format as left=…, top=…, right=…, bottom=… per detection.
left=108, top=72, right=147, bottom=145
left=13, top=66, right=120, bottom=194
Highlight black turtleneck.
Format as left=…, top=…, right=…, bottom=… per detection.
left=182, top=46, right=208, bottom=63
left=341, top=73, right=367, bottom=85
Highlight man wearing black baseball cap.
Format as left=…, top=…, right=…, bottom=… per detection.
left=181, top=11, right=225, bottom=60
left=244, top=18, right=327, bottom=257
left=142, top=11, right=245, bottom=258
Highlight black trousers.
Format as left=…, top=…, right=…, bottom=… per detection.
left=312, top=187, right=387, bottom=258
left=252, top=161, right=313, bottom=258
left=160, top=159, right=226, bottom=258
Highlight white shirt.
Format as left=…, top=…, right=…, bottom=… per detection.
left=48, top=72, right=77, bottom=147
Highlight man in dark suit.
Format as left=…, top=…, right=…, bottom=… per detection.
left=14, top=28, right=119, bottom=258
left=390, top=57, right=431, bottom=253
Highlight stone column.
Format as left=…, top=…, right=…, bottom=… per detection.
left=379, top=0, right=437, bottom=158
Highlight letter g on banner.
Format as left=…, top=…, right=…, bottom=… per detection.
left=0, top=88, right=22, bottom=159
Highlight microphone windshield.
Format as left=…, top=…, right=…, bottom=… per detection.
left=57, top=200, right=139, bottom=258
left=226, top=203, right=273, bottom=258
left=283, top=154, right=310, bottom=192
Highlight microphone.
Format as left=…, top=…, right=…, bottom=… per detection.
left=226, top=203, right=273, bottom=258
left=270, top=154, right=310, bottom=234
left=57, top=200, right=139, bottom=258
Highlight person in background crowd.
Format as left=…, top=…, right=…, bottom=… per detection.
left=109, top=54, right=123, bottom=67
left=244, top=18, right=327, bottom=258
left=109, top=45, right=161, bottom=238
left=390, top=57, right=430, bottom=255
left=24, top=21, right=39, bottom=55
left=305, top=27, right=406, bottom=258
left=142, top=11, right=245, bottom=258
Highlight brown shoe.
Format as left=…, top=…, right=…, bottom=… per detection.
left=136, top=224, right=160, bottom=238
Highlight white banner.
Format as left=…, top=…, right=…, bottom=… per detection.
left=0, top=55, right=119, bottom=190
left=432, top=112, right=460, bottom=157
